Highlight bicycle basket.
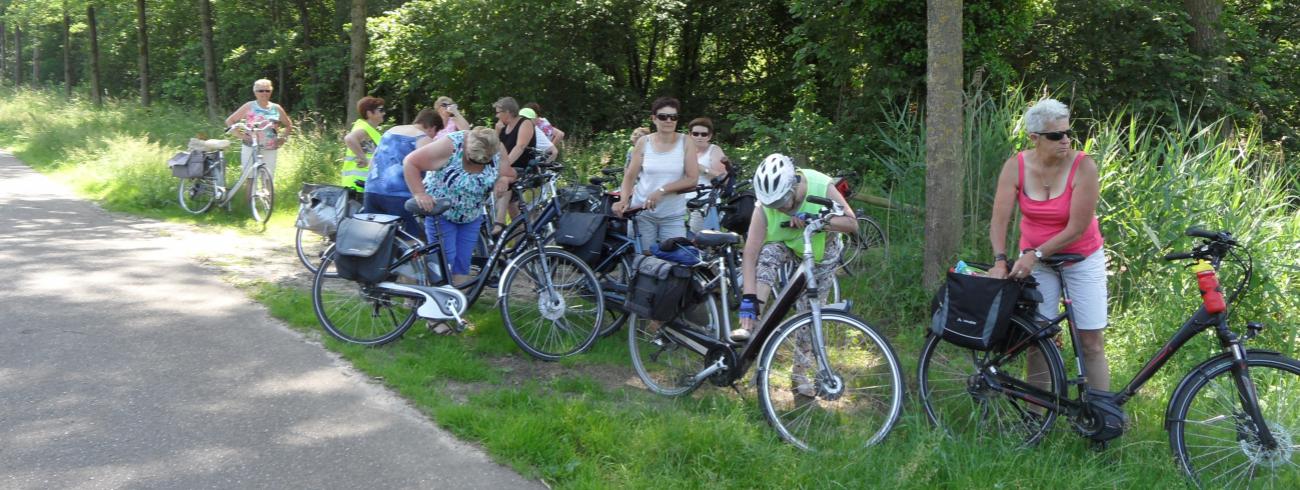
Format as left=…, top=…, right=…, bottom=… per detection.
left=554, top=212, right=607, bottom=267
left=930, top=270, right=1024, bottom=351
left=558, top=185, right=601, bottom=213
left=168, top=151, right=208, bottom=178
left=626, top=255, right=696, bottom=322
left=333, top=213, right=401, bottom=284
left=296, top=183, right=353, bottom=237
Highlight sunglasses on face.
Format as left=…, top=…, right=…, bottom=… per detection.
left=1034, top=129, right=1073, bottom=141
left=690, top=131, right=710, bottom=137
left=771, top=191, right=796, bottom=211
left=655, top=113, right=679, bottom=122
left=375, top=107, right=386, bottom=113
left=255, top=89, right=272, bottom=93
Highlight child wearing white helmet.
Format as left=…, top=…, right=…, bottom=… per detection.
left=734, top=153, right=859, bottom=343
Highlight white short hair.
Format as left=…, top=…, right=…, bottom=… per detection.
left=1024, top=98, right=1069, bottom=133
left=253, top=79, right=273, bottom=90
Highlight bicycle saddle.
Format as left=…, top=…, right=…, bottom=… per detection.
left=589, top=176, right=608, bottom=186
left=403, top=197, right=453, bottom=217
left=1041, top=253, right=1085, bottom=267
left=693, top=230, right=741, bottom=249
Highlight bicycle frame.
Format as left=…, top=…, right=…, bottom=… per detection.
left=656, top=200, right=845, bottom=389
left=217, top=122, right=271, bottom=205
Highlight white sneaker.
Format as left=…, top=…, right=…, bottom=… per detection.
left=729, top=328, right=752, bottom=342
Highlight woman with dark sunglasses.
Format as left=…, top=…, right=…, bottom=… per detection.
left=224, top=79, right=294, bottom=177
left=612, top=96, right=699, bottom=251
left=685, top=116, right=729, bottom=232
left=433, top=96, right=471, bottom=140
left=988, top=97, right=1112, bottom=392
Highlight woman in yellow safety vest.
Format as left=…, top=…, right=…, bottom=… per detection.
left=341, top=96, right=386, bottom=191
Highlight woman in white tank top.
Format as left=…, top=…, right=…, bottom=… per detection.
left=612, top=97, right=699, bottom=251
left=686, top=117, right=728, bottom=232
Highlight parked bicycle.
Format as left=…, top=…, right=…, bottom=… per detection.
left=294, top=183, right=363, bottom=273
left=176, top=121, right=277, bottom=223
left=829, top=170, right=888, bottom=277
left=628, top=195, right=904, bottom=451
left=311, top=167, right=605, bottom=361
left=917, top=228, right=1299, bottom=487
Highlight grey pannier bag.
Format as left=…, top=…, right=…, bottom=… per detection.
left=168, top=151, right=207, bottom=178
left=296, top=184, right=355, bottom=238
left=333, top=213, right=401, bottom=284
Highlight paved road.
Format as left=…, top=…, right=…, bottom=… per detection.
left=0, top=153, right=539, bottom=489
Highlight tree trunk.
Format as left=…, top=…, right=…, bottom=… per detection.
left=641, top=19, right=661, bottom=98
left=294, top=0, right=319, bottom=109
left=1, top=24, right=7, bottom=85
left=199, top=0, right=220, bottom=121
left=923, top=0, right=964, bottom=290
left=14, top=26, right=21, bottom=86
left=63, top=4, right=73, bottom=98
left=272, top=0, right=290, bottom=109
left=30, top=36, right=38, bottom=85
left=345, top=0, right=366, bottom=122
left=136, top=0, right=151, bottom=106
left=1183, top=0, right=1224, bottom=56
left=88, top=5, right=102, bottom=107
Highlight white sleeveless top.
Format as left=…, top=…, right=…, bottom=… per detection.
left=631, top=133, right=687, bottom=219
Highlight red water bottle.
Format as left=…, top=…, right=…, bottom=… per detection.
left=1191, top=261, right=1226, bottom=314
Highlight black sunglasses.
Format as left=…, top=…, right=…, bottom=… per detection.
left=1034, top=129, right=1073, bottom=141
left=655, top=113, right=679, bottom=122
left=255, top=89, right=272, bottom=93
left=690, top=131, right=710, bottom=137
left=375, top=107, right=386, bottom=113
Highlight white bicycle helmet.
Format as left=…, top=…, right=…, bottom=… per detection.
left=752, top=153, right=797, bottom=206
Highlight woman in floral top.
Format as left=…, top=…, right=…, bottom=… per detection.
left=224, top=79, right=294, bottom=176
left=403, top=127, right=513, bottom=286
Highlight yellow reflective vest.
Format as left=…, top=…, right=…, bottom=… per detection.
left=341, top=119, right=382, bottom=191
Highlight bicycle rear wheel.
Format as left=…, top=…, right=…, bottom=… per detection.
left=917, top=316, right=1065, bottom=446
left=249, top=166, right=274, bottom=224
left=628, top=292, right=720, bottom=397
left=1168, top=353, right=1300, bottom=488
left=499, top=247, right=603, bottom=361
left=757, top=311, right=904, bottom=451
left=311, top=248, right=424, bottom=346
left=178, top=175, right=218, bottom=214
left=595, top=254, right=633, bottom=337
left=296, top=228, right=332, bottom=274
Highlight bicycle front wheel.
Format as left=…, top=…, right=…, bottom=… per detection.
left=178, top=175, right=218, bottom=214
left=757, top=311, right=903, bottom=451
left=296, top=228, right=332, bottom=274
left=499, top=247, right=603, bottom=361
left=311, top=249, right=424, bottom=346
left=628, top=292, right=720, bottom=397
left=249, top=166, right=274, bottom=223
left=1168, top=353, right=1300, bottom=488
left=917, top=316, right=1065, bottom=446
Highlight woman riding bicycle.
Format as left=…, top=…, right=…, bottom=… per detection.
left=987, top=97, right=1111, bottom=391
left=732, top=154, right=858, bottom=342
left=362, top=108, right=443, bottom=237
left=224, top=79, right=293, bottom=177
left=403, top=127, right=512, bottom=289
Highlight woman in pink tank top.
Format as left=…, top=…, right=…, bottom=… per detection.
left=987, top=98, right=1112, bottom=391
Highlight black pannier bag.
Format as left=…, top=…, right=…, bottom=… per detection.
left=719, top=191, right=756, bottom=236
left=296, top=184, right=354, bottom=238
left=625, top=255, right=695, bottom=322
left=930, top=270, right=1024, bottom=350
left=554, top=211, right=607, bottom=267
left=333, top=213, right=401, bottom=284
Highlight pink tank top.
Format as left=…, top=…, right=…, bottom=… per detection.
left=1017, top=151, right=1104, bottom=256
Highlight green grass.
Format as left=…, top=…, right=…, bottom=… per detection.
left=6, top=87, right=1300, bottom=488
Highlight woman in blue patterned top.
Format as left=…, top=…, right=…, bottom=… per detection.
left=362, top=108, right=442, bottom=236
left=404, top=127, right=513, bottom=285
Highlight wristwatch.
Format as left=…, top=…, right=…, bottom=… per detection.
left=994, top=253, right=1008, bottom=263
left=1022, top=248, right=1042, bottom=259
left=657, top=186, right=666, bottom=194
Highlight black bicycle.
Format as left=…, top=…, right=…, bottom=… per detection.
left=629, top=195, right=904, bottom=451
left=918, top=228, right=1299, bottom=487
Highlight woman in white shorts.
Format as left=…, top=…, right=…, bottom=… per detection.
left=988, top=98, right=1111, bottom=391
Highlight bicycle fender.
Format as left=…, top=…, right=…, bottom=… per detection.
left=494, top=246, right=570, bottom=298
left=1162, top=348, right=1281, bottom=431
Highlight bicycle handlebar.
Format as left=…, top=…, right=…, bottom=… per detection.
left=227, top=121, right=275, bottom=133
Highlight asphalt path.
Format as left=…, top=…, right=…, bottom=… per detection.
left=0, top=152, right=539, bottom=489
